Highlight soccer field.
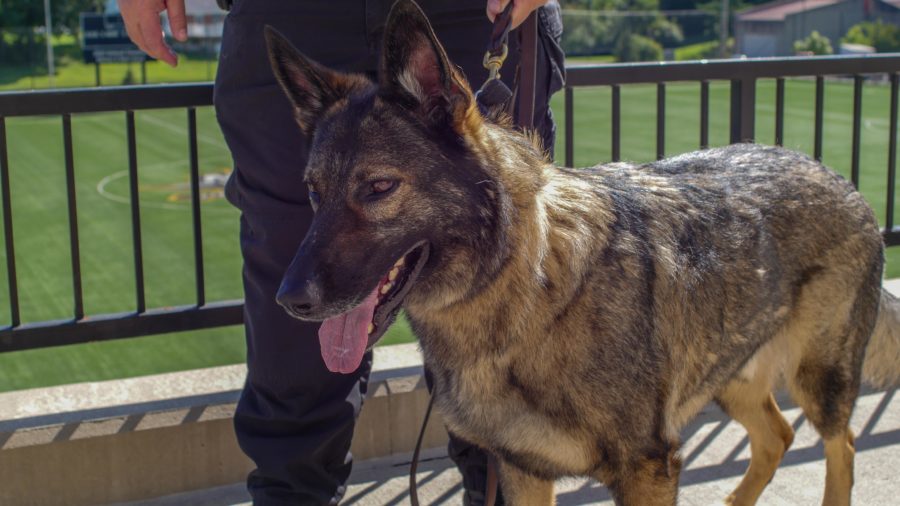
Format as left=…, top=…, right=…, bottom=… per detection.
left=1, top=77, right=898, bottom=391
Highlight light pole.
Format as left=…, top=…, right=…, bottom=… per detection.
left=44, top=0, right=55, bottom=87
left=719, top=0, right=730, bottom=57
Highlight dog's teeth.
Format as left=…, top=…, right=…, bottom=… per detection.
left=367, top=323, right=374, bottom=335
left=389, top=268, right=399, bottom=281
left=381, top=282, right=393, bottom=294
left=395, top=257, right=405, bottom=267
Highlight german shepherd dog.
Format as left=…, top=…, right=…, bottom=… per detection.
left=266, top=1, right=900, bottom=503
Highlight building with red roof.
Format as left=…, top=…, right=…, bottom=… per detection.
left=735, top=0, right=900, bottom=56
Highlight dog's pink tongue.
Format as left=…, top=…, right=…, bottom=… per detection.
left=318, top=287, right=379, bottom=374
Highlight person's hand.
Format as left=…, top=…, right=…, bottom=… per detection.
left=118, top=0, right=187, bottom=67
left=486, top=0, right=549, bottom=29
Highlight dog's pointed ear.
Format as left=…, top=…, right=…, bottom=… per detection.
left=265, top=26, right=369, bottom=135
left=379, top=0, right=480, bottom=132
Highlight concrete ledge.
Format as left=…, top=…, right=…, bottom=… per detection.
left=0, top=343, right=447, bottom=506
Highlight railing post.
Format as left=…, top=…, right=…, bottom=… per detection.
left=188, top=107, right=206, bottom=307
left=611, top=85, right=621, bottom=162
left=814, top=76, right=825, bottom=161
left=62, top=114, right=84, bottom=320
left=0, top=117, right=19, bottom=329
left=126, top=111, right=146, bottom=314
left=656, top=83, right=666, bottom=160
left=774, top=78, right=785, bottom=146
left=888, top=73, right=898, bottom=235
left=564, top=87, right=573, bottom=168
left=700, top=81, right=709, bottom=149
left=729, top=77, right=756, bottom=144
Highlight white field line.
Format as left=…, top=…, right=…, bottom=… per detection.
left=96, top=165, right=235, bottom=214
left=12, top=111, right=229, bottom=149
left=138, top=112, right=228, bottom=149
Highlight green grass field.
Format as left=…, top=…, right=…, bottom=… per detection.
left=0, top=56, right=219, bottom=91
left=1, top=77, right=898, bottom=392
left=0, top=36, right=219, bottom=91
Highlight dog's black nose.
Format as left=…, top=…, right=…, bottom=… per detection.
left=276, top=279, right=323, bottom=318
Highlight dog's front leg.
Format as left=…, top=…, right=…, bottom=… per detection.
left=497, top=459, right=555, bottom=506
left=605, top=451, right=681, bottom=506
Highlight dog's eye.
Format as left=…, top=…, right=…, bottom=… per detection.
left=370, top=180, right=396, bottom=195
left=307, top=184, right=320, bottom=206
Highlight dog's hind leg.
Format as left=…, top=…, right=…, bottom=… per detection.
left=782, top=265, right=879, bottom=506
left=716, top=380, right=794, bottom=506
left=822, top=430, right=855, bottom=506
left=497, top=460, right=555, bottom=506
left=788, top=360, right=858, bottom=506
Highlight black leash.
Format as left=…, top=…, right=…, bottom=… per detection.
left=474, top=2, right=538, bottom=128
left=475, top=3, right=515, bottom=116
left=409, top=392, right=435, bottom=506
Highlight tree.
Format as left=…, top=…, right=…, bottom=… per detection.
left=647, top=17, right=684, bottom=47
left=842, top=20, right=900, bottom=52
left=616, top=33, right=665, bottom=61
left=0, top=0, right=104, bottom=66
left=793, top=31, right=833, bottom=55
left=0, top=0, right=45, bottom=65
left=559, top=0, right=686, bottom=61
left=54, top=1, right=106, bottom=35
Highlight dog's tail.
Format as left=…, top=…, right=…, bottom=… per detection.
left=863, top=288, right=900, bottom=388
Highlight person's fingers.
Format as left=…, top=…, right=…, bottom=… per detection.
left=137, top=10, right=177, bottom=66
left=123, top=17, right=148, bottom=54
left=166, top=0, right=188, bottom=42
left=510, top=0, right=549, bottom=29
left=486, top=0, right=509, bottom=23
left=119, top=0, right=180, bottom=66
left=118, top=0, right=148, bottom=52
left=486, top=0, right=548, bottom=28
left=510, top=7, right=529, bottom=29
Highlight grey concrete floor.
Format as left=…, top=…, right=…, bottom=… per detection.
left=127, top=386, right=900, bottom=505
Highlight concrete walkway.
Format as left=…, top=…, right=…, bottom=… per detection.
left=126, top=385, right=900, bottom=505
left=123, top=281, right=900, bottom=506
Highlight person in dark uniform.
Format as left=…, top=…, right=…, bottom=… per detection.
left=118, top=0, right=564, bottom=503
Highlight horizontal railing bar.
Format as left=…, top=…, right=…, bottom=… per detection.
left=565, top=54, right=900, bottom=87
left=1, top=56, right=897, bottom=118
left=882, top=227, right=900, bottom=247
left=0, top=301, right=244, bottom=353
left=0, top=83, right=213, bottom=117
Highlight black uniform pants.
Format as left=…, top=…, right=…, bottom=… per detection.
left=214, top=1, right=564, bottom=504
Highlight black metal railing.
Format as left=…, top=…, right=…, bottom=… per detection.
left=0, top=54, right=899, bottom=353
left=0, top=84, right=241, bottom=353
left=562, top=53, right=900, bottom=245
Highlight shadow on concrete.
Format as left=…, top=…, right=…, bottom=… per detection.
left=121, top=386, right=900, bottom=505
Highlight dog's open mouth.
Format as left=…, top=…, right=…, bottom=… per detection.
left=318, top=241, right=430, bottom=374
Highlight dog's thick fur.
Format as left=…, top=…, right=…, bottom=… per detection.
left=266, top=1, right=900, bottom=504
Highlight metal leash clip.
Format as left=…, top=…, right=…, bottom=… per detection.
left=474, top=1, right=514, bottom=114
left=482, top=43, right=508, bottom=83
left=476, top=43, right=512, bottom=114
